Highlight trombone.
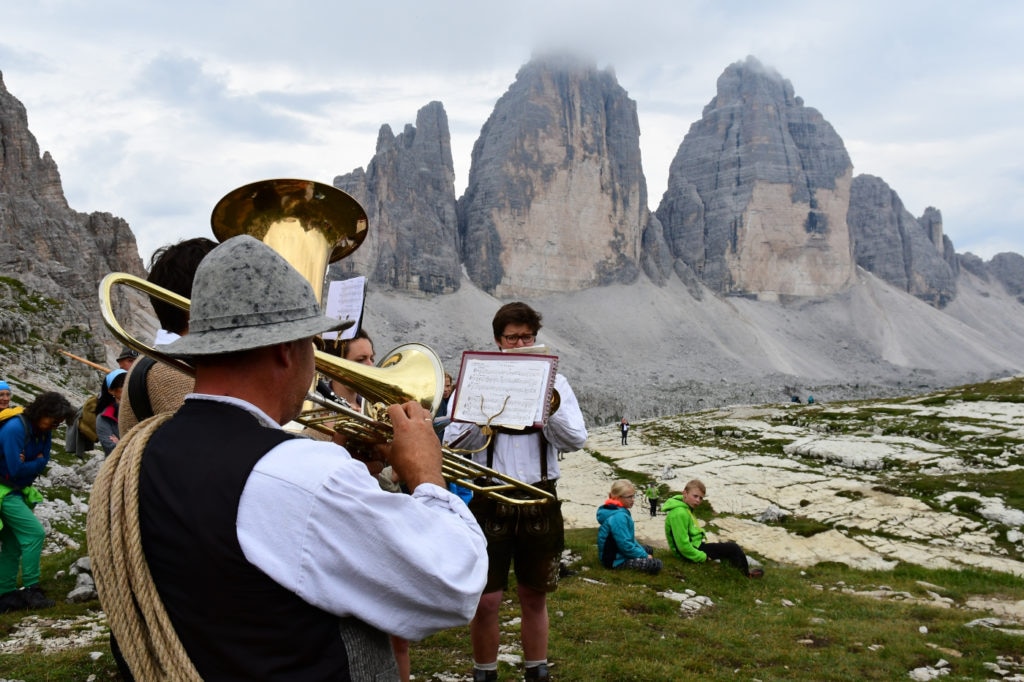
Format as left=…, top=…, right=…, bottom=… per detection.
left=98, top=178, right=553, bottom=506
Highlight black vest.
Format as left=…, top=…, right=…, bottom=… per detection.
left=139, top=400, right=387, bottom=681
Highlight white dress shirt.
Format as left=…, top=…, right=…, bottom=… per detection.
left=217, top=396, right=488, bottom=641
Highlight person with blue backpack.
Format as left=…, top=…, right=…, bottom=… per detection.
left=0, top=391, right=74, bottom=613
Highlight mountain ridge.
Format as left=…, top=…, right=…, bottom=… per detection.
left=0, top=58, right=1022, bottom=420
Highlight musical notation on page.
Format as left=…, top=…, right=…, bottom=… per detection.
left=451, top=350, right=558, bottom=429
left=323, top=276, right=365, bottom=340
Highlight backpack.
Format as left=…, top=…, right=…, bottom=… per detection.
left=66, top=396, right=98, bottom=449
left=600, top=528, right=620, bottom=569
left=126, top=356, right=158, bottom=421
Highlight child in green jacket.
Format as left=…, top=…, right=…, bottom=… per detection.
left=663, top=479, right=763, bottom=578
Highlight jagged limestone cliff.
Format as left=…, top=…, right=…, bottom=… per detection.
left=0, top=71, right=146, bottom=378
left=332, top=101, right=461, bottom=295
left=458, top=55, right=647, bottom=297
left=654, top=56, right=856, bottom=300
left=848, top=174, right=958, bottom=307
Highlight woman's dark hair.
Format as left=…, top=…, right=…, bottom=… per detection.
left=147, top=237, right=217, bottom=334
left=322, top=328, right=373, bottom=361
left=96, top=372, right=126, bottom=414
left=24, top=391, right=74, bottom=425
left=492, top=302, right=542, bottom=340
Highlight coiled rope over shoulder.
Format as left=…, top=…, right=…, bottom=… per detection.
left=86, top=414, right=201, bottom=681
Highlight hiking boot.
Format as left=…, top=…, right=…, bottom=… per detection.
left=0, top=589, right=27, bottom=613
left=472, top=668, right=498, bottom=682
left=524, top=663, right=550, bottom=681
left=21, top=585, right=55, bottom=609
left=748, top=568, right=765, bottom=579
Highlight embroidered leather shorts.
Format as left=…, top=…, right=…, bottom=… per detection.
left=469, top=480, right=564, bottom=593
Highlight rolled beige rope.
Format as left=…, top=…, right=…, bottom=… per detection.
left=87, top=414, right=201, bottom=681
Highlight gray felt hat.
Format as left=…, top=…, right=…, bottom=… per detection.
left=162, top=235, right=350, bottom=357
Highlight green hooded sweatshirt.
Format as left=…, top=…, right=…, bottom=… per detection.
left=663, top=494, right=707, bottom=562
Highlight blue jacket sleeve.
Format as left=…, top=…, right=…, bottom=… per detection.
left=0, top=425, right=23, bottom=482
left=0, top=419, right=49, bottom=487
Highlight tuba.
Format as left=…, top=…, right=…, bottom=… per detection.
left=99, top=178, right=553, bottom=506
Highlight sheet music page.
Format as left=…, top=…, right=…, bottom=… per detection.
left=323, top=276, right=365, bottom=340
left=453, top=355, right=555, bottom=428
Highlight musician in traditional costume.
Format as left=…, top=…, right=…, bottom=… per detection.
left=89, top=236, right=487, bottom=680
left=444, top=302, right=587, bottom=682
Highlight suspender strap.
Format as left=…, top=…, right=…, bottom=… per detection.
left=127, top=357, right=158, bottom=422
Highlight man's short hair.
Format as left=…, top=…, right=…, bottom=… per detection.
left=492, top=302, right=543, bottom=340
left=147, top=237, right=217, bottom=334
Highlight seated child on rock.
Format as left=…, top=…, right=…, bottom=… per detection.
left=663, top=478, right=763, bottom=578
left=596, top=479, right=662, bottom=575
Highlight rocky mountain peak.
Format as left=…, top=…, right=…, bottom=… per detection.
left=654, top=55, right=856, bottom=300
left=0, top=70, right=146, bottom=381
left=332, top=101, right=460, bottom=295
left=457, top=54, right=646, bottom=297
left=847, top=175, right=957, bottom=307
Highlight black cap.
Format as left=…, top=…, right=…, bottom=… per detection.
left=117, top=346, right=139, bottom=362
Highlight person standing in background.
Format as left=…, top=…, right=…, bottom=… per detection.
left=644, top=481, right=659, bottom=518
left=95, top=369, right=126, bottom=456
left=445, top=301, right=588, bottom=682
left=0, top=382, right=13, bottom=413
left=620, top=417, right=629, bottom=445
left=115, top=347, right=139, bottom=371
left=433, top=372, right=454, bottom=440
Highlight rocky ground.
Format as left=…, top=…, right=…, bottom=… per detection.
left=560, top=391, right=1024, bottom=578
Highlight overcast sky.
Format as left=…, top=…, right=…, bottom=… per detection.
left=3, top=1, right=1022, bottom=265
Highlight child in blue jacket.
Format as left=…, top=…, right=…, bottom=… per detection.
left=596, top=479, right=662, bottom=575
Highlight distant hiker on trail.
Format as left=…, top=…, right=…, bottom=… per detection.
left=620, top=417, right=629, bottom=445
left=645, top=481, right=660, bottom=518
left=664, top=478, right=763, bottom=578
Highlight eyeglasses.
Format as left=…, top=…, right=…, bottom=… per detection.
left=501, top=333, right=536, bottom=345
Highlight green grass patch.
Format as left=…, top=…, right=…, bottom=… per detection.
left=407, top=529, right=1024, bottom=681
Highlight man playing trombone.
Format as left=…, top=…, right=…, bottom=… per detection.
left=89, top=235, right=487, bottom=681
